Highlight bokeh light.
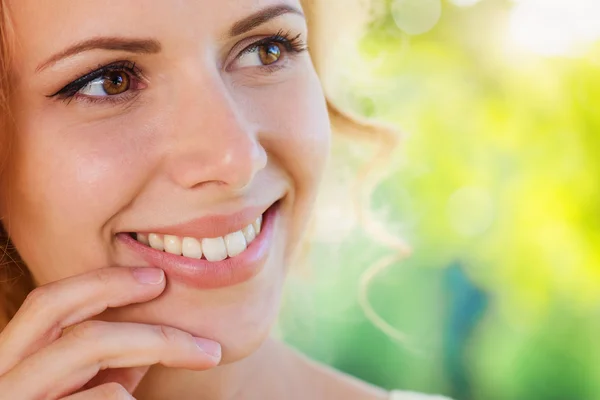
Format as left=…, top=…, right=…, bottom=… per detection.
left=447, top=187, right=495, bottom=238
left=448, top=0, right=482, bottom=7
left=509, top=0, right=600, bottom=56
left=391, top=0, right=442, bottom=35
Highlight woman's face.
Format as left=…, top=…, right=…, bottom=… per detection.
left=2, top=0, right=329, bottom=362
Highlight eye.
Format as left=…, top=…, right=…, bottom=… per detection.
left=237, top=43, right=284, bottom=68
left=79, top=71, right=131, bottom=97
left=48, top=61, right=145, bottom=103
left=230, top=31, right=307, bottom=71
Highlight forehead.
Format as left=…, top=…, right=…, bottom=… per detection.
left=8, top=0, right=303, bottom=66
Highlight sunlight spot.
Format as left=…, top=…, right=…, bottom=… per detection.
left=447, top=187, right=495, bottom=237
left=449, top=0, right=482, bottom=7
left=508, top=0, right=600, bottom=56
left=391, top=0, right=442, bottom=35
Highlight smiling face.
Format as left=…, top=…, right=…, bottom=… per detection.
left=0, top=0, right=330, bottom=362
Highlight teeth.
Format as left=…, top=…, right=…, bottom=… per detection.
left=242, top=224, right=256, bottom=243
left=164, top=235, right=182, bottom=255
left=134, top=212, right=265, bottom=261
left=182, top=237, right=203, bottom=259
left=137, top=233, right=150, bottom=246
left=201, top=237, right=228, bottom=262
left=148, top=234, right=165, bottom=251
left=224, top=231, right=247, bottom=257
left=253, top=215, right=263, bottom=235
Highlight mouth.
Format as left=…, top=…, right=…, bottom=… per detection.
left=130, top=213, right=263, bottom=262
left=117, top=201, right=280, bottom=289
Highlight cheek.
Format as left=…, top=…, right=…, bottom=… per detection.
left=5, top=108, right=161, bottom=281
left=17, top=118, right=153, bottom=216
left=240, top=69, right=331, bottom=246
left=244, top=70, right=331, bottom=197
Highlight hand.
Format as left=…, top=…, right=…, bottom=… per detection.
left=0, top=267, right=221, bottom=399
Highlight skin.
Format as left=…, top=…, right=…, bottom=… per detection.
left=0, top=0, right=388, bottom=398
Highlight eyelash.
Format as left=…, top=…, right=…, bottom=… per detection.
left=49, top=61, right=143, bottom=103
left=237, top=29, right=307, bottom=66
left=49, top=30, right=308, bottom=104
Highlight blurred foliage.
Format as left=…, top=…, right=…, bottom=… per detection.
left=279, top=0, right=600, bottom=399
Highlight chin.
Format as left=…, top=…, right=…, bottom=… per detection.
left=102, top=228, right=289, bottom=365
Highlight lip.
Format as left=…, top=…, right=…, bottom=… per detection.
left=135, top=204, right=271, bottom=239
left=117, top=202, right=279, bottom=289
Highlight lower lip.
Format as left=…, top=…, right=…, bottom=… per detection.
left=117, top=203, right=278, bottom=289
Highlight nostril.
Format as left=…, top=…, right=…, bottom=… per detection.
left=165, top=134, right=266, bottom=191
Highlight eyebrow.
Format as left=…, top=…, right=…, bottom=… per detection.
left=35, top=4, right=304, bottom=73
left=36, top=37, right=161, bottom=73
left=229, top=4, right=305, bottom=37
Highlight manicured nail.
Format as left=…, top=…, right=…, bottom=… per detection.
left=194, top=337, right=222, bottom=360
left=132, top=268, right=165, bottom=285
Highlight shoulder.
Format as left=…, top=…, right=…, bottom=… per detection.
left=297, top=359, right=451, bottom=400
left=389, top=390, right=453, bottom=400
left=268, top=340, right=451, bottom=400
left=297, top=357, right=389, bottom=400
left=273, top=341, right=387, bottom=400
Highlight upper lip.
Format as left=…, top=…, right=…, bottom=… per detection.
left=133, top=202, right=275, bottom=239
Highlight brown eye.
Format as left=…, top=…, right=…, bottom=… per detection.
left=101, top=71, right=130, bottom=95
left=258, top=43, right=282, bottom=65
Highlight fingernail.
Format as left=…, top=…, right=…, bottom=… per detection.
left=132, top=268, right=165, bottom=285
left=194, top=337, right=222, bottom=360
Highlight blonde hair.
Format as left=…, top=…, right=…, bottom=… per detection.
left=0, top=0, right=33, bottom=328
left=0, top=0, right=407, bottom=334
left=303, top=0, right=412, bottom=344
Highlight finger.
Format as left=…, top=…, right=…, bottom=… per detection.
left=61, top=383, right=135, bottom=400
left=0, top=321, right=221, bottom=400
left=0, top=267, right=166, bottom=374
left=83, top=367, right=149, bottom=394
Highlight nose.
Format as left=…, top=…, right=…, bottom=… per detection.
left=163, top=71, right=267, bottom=192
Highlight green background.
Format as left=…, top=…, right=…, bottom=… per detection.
left=279, top=1, right=600, bottom=399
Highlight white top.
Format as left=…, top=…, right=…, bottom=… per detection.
left=389, top=391, right=452, bottom=400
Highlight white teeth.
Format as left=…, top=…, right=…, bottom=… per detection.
left=164, top=235, right=182, bottom=255
left=136, top=212, right=265, bottom=261
left=182, top=237, right=203, bottom=259
left=201, top=237, right=228, bottom=262
left=136, top=233, right=150, bottom=246
left=242, top=224, right=256, bottom=243
left=224, top=231, right=247, bottom=257
left=148, top=234, right=165, bottom=251
left=253, top=215, right=263, bottom=235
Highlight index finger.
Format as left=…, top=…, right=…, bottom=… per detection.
left=0, top=267, right=165, bottom=374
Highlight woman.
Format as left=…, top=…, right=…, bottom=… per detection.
left=0, top=0, right=450, bottom=398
